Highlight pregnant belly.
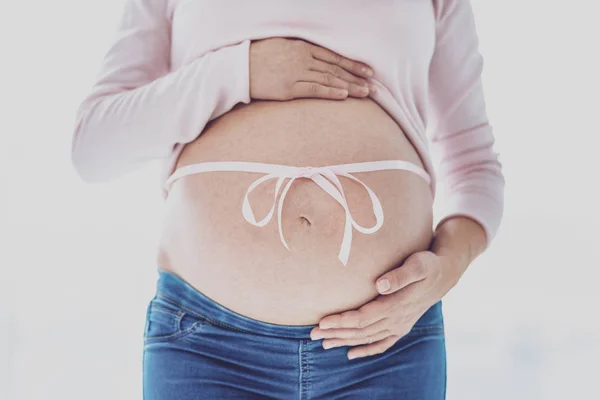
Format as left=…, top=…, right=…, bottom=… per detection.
left=156, top=97, right=434, bottom=325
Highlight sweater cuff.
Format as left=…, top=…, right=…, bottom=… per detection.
left=221, top=39, right=252, bottom=106
left=435, top=189, right=504, bottom=248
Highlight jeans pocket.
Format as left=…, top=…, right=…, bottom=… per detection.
left=143, top=294, right=204, bottom=344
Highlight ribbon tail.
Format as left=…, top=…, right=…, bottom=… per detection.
left=277, top=176, right=298, bottom=251
left=310, top=171, right=355, bottom=266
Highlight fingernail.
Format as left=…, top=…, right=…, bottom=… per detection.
left=340, top=89, right=348, bottom=97
left=363, top=67, right=374, bottom=76
left=377, top=279, right=390, bottom=293
left=368, top=83, right=377, bottom=93
left=320, top=321, right=335, bottom=329
left=311, top=332, right=324, bottom=340
left=323, top=342, right=335, bottom=349
left=359, top=86, right=369, bottom=94
left=348, top=354, right=357, bottom=360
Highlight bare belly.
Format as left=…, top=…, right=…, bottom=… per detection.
left=156, top=97, right=434, bottom=325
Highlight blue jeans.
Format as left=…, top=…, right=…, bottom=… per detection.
left=142, top=269, right=447, bottom=399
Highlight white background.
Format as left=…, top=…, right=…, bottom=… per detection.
left=1, top=0, right=599, bottom=399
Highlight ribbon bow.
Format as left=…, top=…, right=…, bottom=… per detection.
left=242, top=166, right=384, bottom=266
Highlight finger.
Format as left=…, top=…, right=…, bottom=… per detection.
left=311, top=317, right=389, bottom=340
left=347, top=334, right=400, bottom=360
left=309, top=45, right=374, bottom=79
left=302, top=71, right=349, bottom=90
left=303, top=71, right=371, bottom=98
left=318, top=300, right=388, bottom=330
left=309, top=59, right=371, bottom=87
left=347, top=83, right=372, bottom=98
left=321, top=328, right=392, bottom=350
left=376, top=253, right=430, bottom=295
left=291, top=81, right=348, bottom=100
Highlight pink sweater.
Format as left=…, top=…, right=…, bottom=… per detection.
left=71, top=0, right=505, bottom=245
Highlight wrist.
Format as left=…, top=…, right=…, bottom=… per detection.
left=433, top=216, right=487, bottom=260
left=431, top=216, right=488, bottom=285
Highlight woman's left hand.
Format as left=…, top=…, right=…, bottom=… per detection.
left=310, top=250, right=462, bottom=360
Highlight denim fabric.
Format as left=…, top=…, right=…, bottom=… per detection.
left=142, top=269, right=447, bottom=399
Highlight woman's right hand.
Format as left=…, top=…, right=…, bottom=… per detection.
left=249, top=38, right=377, bottom=101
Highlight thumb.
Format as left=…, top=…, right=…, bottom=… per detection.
left=376, top=252, right=429, bottom=294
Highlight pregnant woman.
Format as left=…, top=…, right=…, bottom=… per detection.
left=72, top=0, right=504, bottom=398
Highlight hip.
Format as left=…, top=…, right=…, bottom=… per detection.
left=143, top=269, right=446, bottom=399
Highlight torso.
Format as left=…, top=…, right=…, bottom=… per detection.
left=157, top=97, right=433, bottom=325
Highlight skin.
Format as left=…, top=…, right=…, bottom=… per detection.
left=161, top=96, right=435, bottom=325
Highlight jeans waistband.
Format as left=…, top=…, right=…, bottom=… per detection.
left=155, top=269, right=317, bottom=339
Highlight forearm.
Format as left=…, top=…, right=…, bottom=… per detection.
left=430, top=216, right=488, bottom=287
left=72, top=41, right=251, bottom=183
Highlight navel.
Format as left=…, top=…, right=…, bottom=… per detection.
left=299, top=215, right=312, bottom=227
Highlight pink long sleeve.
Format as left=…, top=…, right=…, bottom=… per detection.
left=71, top=0, right=251, bottom=183
left=427, top=0, right=505, bottom=245
left=71, top=0, right=505, bottom=244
